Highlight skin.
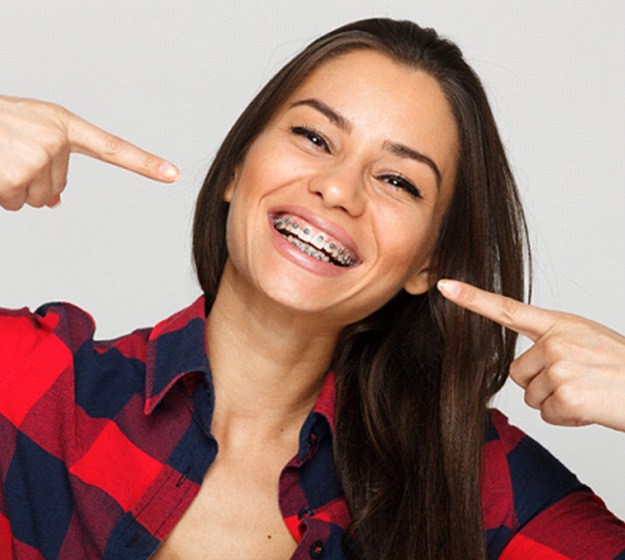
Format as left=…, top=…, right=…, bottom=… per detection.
left=3, top=50, right=625, bottom=557
left=160, top=50, right=459, bottom=558
left=221, top=50, right=457, bottom=327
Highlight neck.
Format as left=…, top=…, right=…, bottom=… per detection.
left=205, top=265, right=341, bottom=447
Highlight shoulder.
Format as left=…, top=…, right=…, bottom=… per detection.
left=0, top=303, right=98, bottom=418
left=0, top=302, right=151, bottom=426
left=483, top=409, right=625, bottom=559
left=482, top=408, right=585, bottom=527
left=0, top=301, right=96, bottom=357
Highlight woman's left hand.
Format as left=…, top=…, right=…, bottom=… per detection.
left=437, top=279, right=625, bottom=432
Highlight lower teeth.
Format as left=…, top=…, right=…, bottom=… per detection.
left=287, top=235, right=330, bottom=263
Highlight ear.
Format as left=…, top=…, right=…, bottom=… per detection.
left=223, top=181, right=234, bottom=203
left=223, top=168, right=239, bottom=203
left=403, top=263, right=434, bottom=295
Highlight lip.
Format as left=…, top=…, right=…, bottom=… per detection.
left=268, top=205, right=362, bottom=276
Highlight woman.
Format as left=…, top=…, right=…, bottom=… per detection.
left=2, top=18, right=625, bottom=560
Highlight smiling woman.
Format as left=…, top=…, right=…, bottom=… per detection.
left=1, top=16, right=625, bottom=560
left=190, top=20, right=527, bottom=559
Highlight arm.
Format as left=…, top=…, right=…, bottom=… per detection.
left=0, top=95, right=179, bottom=211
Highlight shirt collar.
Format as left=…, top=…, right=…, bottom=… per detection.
left=144, top=296, right=210, bottom=415
left=142, top=296, right=338, bottom=433
left=294, top=370, right=337, bottom=463
left=310, top=369, right=336, bottom=433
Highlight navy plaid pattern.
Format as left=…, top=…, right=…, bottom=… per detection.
left=1, top=298, right=625, bottom=559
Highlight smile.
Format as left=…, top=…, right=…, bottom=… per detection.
left=272, top=214, right=358, bottom=267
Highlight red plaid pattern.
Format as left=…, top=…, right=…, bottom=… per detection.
left=1, top=299, right=625, bottom=559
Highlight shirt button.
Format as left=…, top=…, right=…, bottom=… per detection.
left=309, top=540, right=325, bottom=558
left=298, top=507, right=314, bottom=520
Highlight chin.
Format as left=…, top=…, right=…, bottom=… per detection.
left=261, top=278, right=336, bottom=314
left=259, top=278, right=391, bottom=329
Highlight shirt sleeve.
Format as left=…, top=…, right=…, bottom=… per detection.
left=483, top=409, right=625, bottom=560
left=0, top=302, right=94, bottom=429
left=0, top=303, right=95, bottom=559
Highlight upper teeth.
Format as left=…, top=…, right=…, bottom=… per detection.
left=273, top=216, right=355, bottom=267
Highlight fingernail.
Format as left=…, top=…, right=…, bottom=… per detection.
left=159, top=162, right=179, bottom=180
left=437, top=279, right=460, bottom=297
left=48, top=198, right=62, bottom=209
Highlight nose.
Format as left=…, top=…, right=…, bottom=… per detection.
left=307, top=161, right=366, bottom=216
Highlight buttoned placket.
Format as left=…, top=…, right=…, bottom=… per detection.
left=282, top=414, right=345, bottom=560
left=105, top=376, right=218, bottom=559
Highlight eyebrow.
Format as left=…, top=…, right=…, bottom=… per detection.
left=288, top=97, right=442, bottom=188
left=382, top=141, right=442, bottom=187
left=290, top=98, right=351, bottom=132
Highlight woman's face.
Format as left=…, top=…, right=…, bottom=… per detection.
left=223, top=49, right=459, bottom=327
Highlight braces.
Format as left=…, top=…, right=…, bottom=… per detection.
left=273, top=216, right=355, bottom=266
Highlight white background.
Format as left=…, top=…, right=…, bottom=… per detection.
left=2, top=1, right=625, bottom=517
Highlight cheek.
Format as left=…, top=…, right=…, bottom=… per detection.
left=381, top=213, right=439, bottom=278
left=378, top=204, right=432, bottom=254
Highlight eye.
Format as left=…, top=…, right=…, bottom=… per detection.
left=290, top=126, right=331, bottom=154
left=379, top=173, right=423, bottom=199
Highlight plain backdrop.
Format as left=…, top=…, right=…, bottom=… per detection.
left=2, top=1, right=625, bottom=518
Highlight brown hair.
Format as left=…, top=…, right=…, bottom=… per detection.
left=193, top=18, right=528, bottom=560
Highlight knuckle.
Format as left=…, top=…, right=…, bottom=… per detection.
left=500, top=296, right=519, bottom=323
left=47, top=101, right=69, bottom=121
left=0, top=193, right=27, bottom=212
left=1, top=203, right=23, bottom=212
left=551, top=384, right=584, bottom=414
left=143, top=153, right=159, bottom=174
left=542, top=336, right=566, bottom=359
left=540, top=407, right=560, bottom=426
left=30, top=148, right=51, bottom=171
left=544, top=362, right=569, bottom=384
left=36, top=100, right=70, bottom=128
left=44, top=132, right=68, bottom=156
left=26, top=189, right=52, bottom=208
left=103, top=134, right=125, bottom=157
left=26, top=197, right=47, bottom=209
left=53, top=176, right=68, bottom=195
left=463, top=285, right=477, bottom=303
left=523, top=390, right=539, bottom=409
left=2, top=172, right=31, bottom=194
left=37, top=148, right=53, bottom=170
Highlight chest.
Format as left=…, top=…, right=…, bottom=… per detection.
left=152, top=449, right=297, bottom=560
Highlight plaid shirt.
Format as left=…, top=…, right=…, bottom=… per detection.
left=1, top=298, right=625, bottom=559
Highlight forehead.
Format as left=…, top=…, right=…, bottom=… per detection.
left=282, top=49, right=459, bottom=187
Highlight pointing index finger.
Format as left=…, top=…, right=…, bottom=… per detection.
left=64, top=110, right=179, bottom=182
left=437, top=279, right=556, bottom=341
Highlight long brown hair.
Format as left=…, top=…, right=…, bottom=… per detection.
left=193, top=18, right=528, bottom=559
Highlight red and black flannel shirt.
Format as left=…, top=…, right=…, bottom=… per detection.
left=1, top=298, right=625, bottom=559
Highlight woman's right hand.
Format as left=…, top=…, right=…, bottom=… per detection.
left=0, top=95, right=179, bottom=211
left=438, top=279, right=625, bottom=433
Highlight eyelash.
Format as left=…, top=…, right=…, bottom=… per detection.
left=378, top=174, right=423, bottom=199
left=290, top=125, right=331, bottom=153
left=289, top=125, right=423, bottom=199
